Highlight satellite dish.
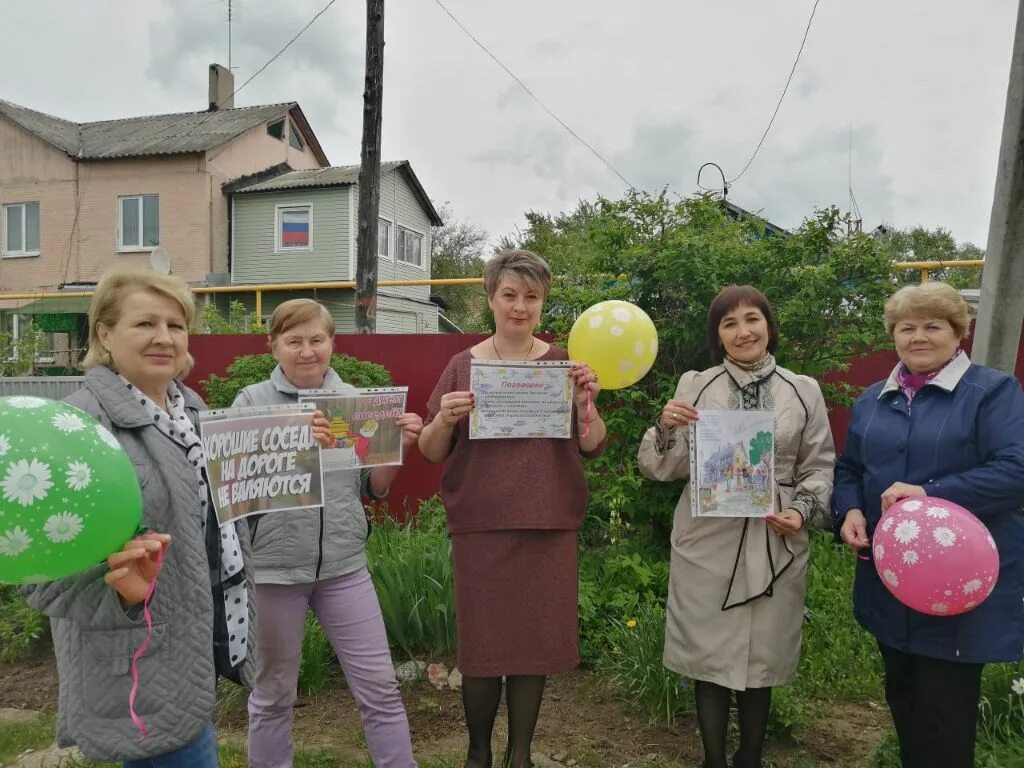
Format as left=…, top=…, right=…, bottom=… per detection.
left=149, top=247, right=172, bottom=275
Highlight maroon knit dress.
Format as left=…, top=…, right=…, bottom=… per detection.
left=426, top=347, right=603, bottom=676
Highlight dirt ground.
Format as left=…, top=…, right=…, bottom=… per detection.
left=0, top=646, right=890, bottom=767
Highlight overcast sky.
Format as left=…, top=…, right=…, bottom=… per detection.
left=1, top=0, right=1016, bottom=250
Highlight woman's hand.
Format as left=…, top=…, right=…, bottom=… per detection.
left=396, top=413, right=424, bottom=450
left=839, top=508, right=870, bottom=551
left=570, top=364, right=601, bottom=410
left=766, top=509, right=804, bottom=536
left=437, top=391, right=475, bottom=428
left=105, top=533, right=172, bottom=607
left=881, top=482, right=926, bottom=512
left=312, top=411, right=333, bottom=448
left=660, top=399, right=699, bottom=430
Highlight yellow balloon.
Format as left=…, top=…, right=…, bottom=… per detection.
left=567, top=301, right=658, bottom=390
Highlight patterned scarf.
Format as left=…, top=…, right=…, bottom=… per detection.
left=725, top=353, right=776, bottom=410
left=897, top=350, right=961, bottom=401
left=120, top=377, right=248, bottom=667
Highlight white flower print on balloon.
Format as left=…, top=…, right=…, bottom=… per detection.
left=1012, top=678, right=1024, bottom=696
left=873, top=544, right=886, bottom=560
left=5, top=396, right=47, bottom=409
left=988, top=535, right=998, bottom=551
left=902, top=550, right=919, bottom=566
left=95, top=424, right=121, bottom=451
left=65, top=461, right=92, bottom=491
left=0, top=526, right=32, bottom=556
left=44, top=512, right=84, bottom=543
left=893, top=519, right=920, bottom=544
left=931, top=602, right=949, bottom=614
left=883, top=569, right=899, bottom=588
left=0, top=434, right=10, bottom=457
left=901, top=500, right=923, bottom=513
left=2, top=459, right=53, bottom=507
left=881, top=517, right=895, bottom=533
left=925, top=506, right=951, bottom=520
left=933, top=527, right=957, bottom=548
left=962, top=579, right=982, bottom=595
left=51, top=412, right=86, bottom=433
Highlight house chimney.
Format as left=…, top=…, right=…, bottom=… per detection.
left=209, top=63, right=234, bottom=110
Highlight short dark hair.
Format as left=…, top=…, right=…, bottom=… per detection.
left=706, top=285, right=779, bottom=364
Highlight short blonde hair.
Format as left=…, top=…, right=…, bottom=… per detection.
left=83, top=266, right=195, bottom=376
left=268, top=299, right=335, bottom=341
left=884, top=282, right=971, bottom=339
left=483, top=249, right=552, bottom=298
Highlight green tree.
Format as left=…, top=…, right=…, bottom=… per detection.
left=430, top=203, right=489, bottom=331
left=0, top=322, right=46, bottom=376
left=876, top=225, right=984, bottom=288
left=749, top=431, right=773, bottom=465
left=193, top=300, right=266, bottom=335
left=505, top=190, right=897, bottom=535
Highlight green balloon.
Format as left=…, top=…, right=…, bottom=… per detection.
left=0, top=396, right=143, bottom=585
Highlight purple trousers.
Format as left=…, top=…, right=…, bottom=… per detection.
left=247, top=568, right=416, bottom=768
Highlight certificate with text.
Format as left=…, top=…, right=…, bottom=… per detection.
left=469, top=359, right=574, bottom=440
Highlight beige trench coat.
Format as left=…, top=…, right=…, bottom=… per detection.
left=638, top=358, right=835, bottom=690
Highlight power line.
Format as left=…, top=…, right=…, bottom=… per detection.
left=429, top=0, right=636, bottom=191
left=729, top=0, right=822, bottom=184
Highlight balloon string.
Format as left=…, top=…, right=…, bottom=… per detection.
left=129, top=549, right=163, bottom=740
left=581, top=389, right=592, bottom=438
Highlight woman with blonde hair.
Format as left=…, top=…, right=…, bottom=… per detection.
left=834, top=281, right=1024, bottom=768
left=23, top=266, right=257, bottom=767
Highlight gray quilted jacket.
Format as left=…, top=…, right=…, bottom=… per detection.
left=232, top=365, right=379, bottom=585
left=21, top=366, right=257, bottom=762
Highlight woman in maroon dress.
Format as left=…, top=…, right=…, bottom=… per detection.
left=419, top=250, right=606, bottom=768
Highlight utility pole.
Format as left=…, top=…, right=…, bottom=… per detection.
left=974, top=0, right=1024, bottom=373
left=355, top=0, right=385, bottom=334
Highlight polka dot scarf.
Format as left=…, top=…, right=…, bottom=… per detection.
left=122, top=377, right=249, bottom=667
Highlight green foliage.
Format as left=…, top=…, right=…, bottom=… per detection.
left=578, top=536, right=669, bottom=664
left=298, top=611, right=338, bottom=695
left=366, top=496, right=456, bottom=659
left=0, top=322, right=46, bottom=376
left=596, top=602, right=691, bottom=726
left=202, top=353, right=393, bottom=407
left=193, top=299, right=266, bottom=335
left=878, top=225, right=985, bottom=289
left=0, top=585, right=47, bottom=662
left=749, top=431, right=773, bottom=465
left=0, top=712, right=54, bottom=763
left=430, top=202, right=490, bottom=331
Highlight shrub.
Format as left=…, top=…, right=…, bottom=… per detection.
left=202, top=353, right=393, bottom=408
left=0, top=585, right=47, bottom=663
left=366, top=496, right=456, bottom=659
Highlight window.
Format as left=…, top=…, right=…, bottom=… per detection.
left=277, top=205, right=311, bottom=251
left=288, top=119, right=305, bottom=151
left=3, top=202, right=40, bottom=257
left=378, top=219, right=391, bottom=258
left=396, top=226, right=424, bottom=267
left=267, top=119, right=285, bottom=140
left=119, top=195, right=159, bottom=251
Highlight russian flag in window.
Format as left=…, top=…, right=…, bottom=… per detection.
left=281, top=210, right=309, bottom=247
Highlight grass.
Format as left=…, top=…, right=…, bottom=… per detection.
left=0, top=713, right=55, bottom=764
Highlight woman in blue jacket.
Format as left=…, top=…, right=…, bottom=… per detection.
left=834, top=282, right=1024, bottom=768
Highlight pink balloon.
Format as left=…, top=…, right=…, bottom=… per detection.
left=872, top=497, right=999, bottom=616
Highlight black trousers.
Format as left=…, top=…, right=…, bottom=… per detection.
left=878, top=644, right=984, bottom=768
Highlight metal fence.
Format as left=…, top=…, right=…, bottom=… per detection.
left=0, top=376, right=85, bottom=399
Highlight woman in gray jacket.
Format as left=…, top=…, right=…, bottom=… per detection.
left=236, top=299, right=421, bottom=768
left=23, top=266, right=257, bottom=767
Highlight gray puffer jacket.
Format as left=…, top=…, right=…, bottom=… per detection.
left=232, top=365, right=380, bottom=585
left=21, top=366, right=257, bottom=762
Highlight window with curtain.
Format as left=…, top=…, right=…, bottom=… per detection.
left=378, top=219, right=391, bottom=258
left=119, top=195, right=159, bottom=250
left=396, top=226, right=424, bottom=267
left=3, top=202, right=40, bottom=257
left=277, top=205, right=311, bottom=251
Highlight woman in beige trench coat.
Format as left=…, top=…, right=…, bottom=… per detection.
left=638, top=285, right=835, bottom=768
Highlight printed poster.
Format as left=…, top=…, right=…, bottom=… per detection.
left=299, top=387, right=407, bottom=471
left=469, top=359, right=574, bottom=439
left=689, top=409, right=775, bottom=517
left=199, top=403, right=324, bottom=525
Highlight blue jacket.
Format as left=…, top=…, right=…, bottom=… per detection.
left=833, top=355, right=1024, bottom=663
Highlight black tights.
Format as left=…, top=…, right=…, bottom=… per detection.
left=693, top=680, right=772, bottom=768
left=462, top=674, right=546, bottom=768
